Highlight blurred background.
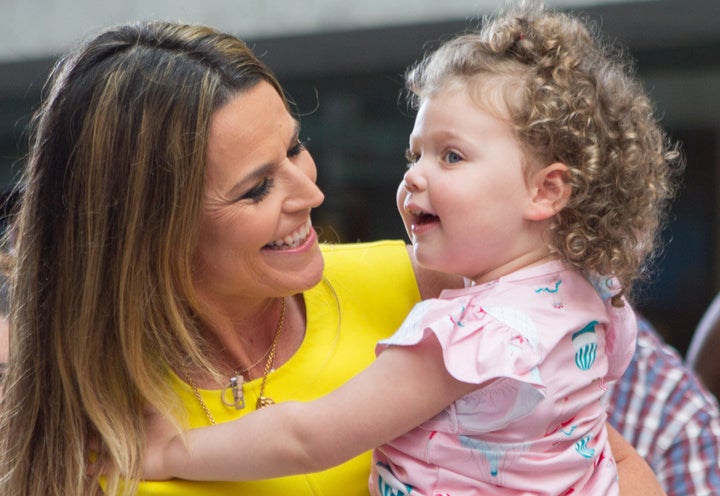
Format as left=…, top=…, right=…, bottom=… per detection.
left=0, top=0, right=719, bottom=356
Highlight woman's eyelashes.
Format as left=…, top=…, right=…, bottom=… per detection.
left=240, top=177, right=274, bottom=203
left=288, top=137, right=309, bottom=158
left=237, top=137, right=309, bottom=203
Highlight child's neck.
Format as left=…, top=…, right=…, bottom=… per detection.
left=468, top=252, right=560, bottom=287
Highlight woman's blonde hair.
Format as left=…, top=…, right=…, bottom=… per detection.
left=0, top=21, right=286, bottom=495
left=405, top=1, right=681, bottom=299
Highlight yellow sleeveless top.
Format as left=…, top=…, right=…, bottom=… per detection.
left=135, top=240, right=420, bottom=495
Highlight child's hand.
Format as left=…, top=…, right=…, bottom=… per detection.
left=142, top=405, right=181, bottom=481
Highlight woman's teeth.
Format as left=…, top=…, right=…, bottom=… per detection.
left=266, top=221, right=312, bottom=249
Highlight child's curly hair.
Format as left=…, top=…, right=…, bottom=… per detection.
left=405, top=0, right=682, bottom=301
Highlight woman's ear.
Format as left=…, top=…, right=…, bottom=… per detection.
left=524, top=162, right=571, bottom=221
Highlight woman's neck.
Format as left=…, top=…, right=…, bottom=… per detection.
left=192, top=294, right=306, bottom=388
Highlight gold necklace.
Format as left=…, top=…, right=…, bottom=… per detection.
left=237, top=341, right=274, bottom=373
left=220, top=309, right=282, bottom=410
left=190, top=298, right=286, bottom=423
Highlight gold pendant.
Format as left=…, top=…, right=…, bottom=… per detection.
left=256, top=396, right=274, bottom=409
left=221, top=375, right=245, bottom=409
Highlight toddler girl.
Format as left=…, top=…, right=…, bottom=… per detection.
left=141, top=2, right=679, bottom=494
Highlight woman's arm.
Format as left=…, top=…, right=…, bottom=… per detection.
left=143, top=335, right=477, bottom=481
left=609, top=423, right=667, bottom=496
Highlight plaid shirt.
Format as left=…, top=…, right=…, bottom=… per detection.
left=608, top=318, right=720, bottom=496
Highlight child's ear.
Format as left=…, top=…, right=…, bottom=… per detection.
left=524, top=162, right=571, bottom=221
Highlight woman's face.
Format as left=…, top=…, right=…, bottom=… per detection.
left=192, top=81, right=325, bottom=307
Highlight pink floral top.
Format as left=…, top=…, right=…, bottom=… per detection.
left=370, top=261, right=636, bottom=496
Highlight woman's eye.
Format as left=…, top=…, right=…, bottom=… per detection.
left=288, top=138, right=308, bottom=158
left=240, top=177, right=273, bottom=202
left=445, top=151, right=463, bottom=164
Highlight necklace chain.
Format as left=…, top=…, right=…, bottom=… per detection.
left=188, top=297, right=286, bottom=425
left=255, top=298, right=286, bottom=409
left=235, top=335, right=274, bottom=375
left=187, top=374, right=216, bottom=424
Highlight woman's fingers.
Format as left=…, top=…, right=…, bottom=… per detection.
left=85, top=434, right=104, bottom=475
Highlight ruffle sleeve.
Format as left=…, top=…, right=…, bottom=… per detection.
left=377, top=297, right=546, bottom=392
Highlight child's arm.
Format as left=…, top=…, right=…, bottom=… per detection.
left=143, top=334, right=478, bottom=481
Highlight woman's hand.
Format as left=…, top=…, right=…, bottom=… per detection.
left=609, top=424, right=667, bottom=496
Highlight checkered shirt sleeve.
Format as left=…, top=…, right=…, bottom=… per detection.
left=608, top=318, right=720, bottom=496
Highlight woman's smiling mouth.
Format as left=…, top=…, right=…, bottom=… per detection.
left=265, top=219, right=313, bottom=249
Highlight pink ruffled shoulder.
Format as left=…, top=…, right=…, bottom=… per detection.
left=377, top=297, right=546, bottom=393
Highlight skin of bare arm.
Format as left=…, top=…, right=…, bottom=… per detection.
left=143, top=334, right=478, bottom=481
left=140, top=248, right=667, bottom=495
left=143, top=339, right=668, bottom=495
left=608, top=424, right=667, bottom=496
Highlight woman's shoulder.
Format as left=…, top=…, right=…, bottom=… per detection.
left=320, top=241, right=462, bottom=300
left=320, top=239, right=407, bottom=261
left=317, top=240, right=420, bottom=311
left=320, top=240, right=413, bottom=283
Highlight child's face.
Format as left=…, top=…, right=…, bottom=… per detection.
left=397, top=87, right=548, bottom=284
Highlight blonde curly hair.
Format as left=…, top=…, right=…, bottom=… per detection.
left=405, top=0, right=681, bottom=301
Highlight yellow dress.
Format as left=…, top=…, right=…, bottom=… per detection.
left=135, top=240, right=420, bottom=495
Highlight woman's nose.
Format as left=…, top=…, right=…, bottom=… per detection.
left=284, top=155, right=325, bottom=211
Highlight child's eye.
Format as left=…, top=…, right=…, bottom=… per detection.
left=445, top=150, right=463, bottom=164
left=240, top=177, right=273, bottom=202
left=405, top=148, right=419, bottom=167
left=288, top=138, right=309, bottom=158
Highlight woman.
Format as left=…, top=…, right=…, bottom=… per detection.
left=0, top=20, right=663, bottom=495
